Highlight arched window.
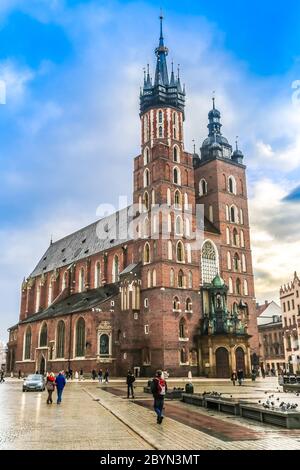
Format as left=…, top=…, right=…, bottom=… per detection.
left=243, top=279, right=248, bottom=296
left=228, top=277, right=233, bottom=294
left=173, top=296, right=180, bottom=310
left=100, top=334, right=109, bottom=356
left=167, top=213, right=172, bottom=233
left=95, top=262, right=101, bottom=288
left=144, top=243, right=150, bottom=264
left=143, top=191, right=149, bottom=211
left=209, top=205, right=213, bottom=222
left=173, top=145, right=180, bottom=162
left=226, top=227, right=230, bottom=245
left=188, top=271, right=193, bottom=288
left=62, top=271, right=68, bottom=290
left=24, top=326, right=31, bottom=360
left=233, top=228, right=239, bottom=246
left=175, top=215, right=183, bottom=235
left=180, top=348, right=187, bottom=364
left=179, top=318, right=186, bottom=338
left=234, top=253, right=240, bottom=272
left=143, top=147, right=149, bottom=165
left=176, top=241, right=185, bottom=262
left=112, top=255, right=119, bottom=282
left=228, top=175, right=237, bottom=194
left=199, top=178, right=207, bottom=196
left=40, top=322, right=48, bottom=347
left=56, top=320, right=65, bottom=358
left=152, top=269, right=157, bottom=287
left=170, top=268, right=175, bottom=287
left=178, top=269, right=184, bottom=288
left=168, top=240, right=173, bottom=260
left=201, top=240, right=219, bottom=284
left=158, top=110, right=163, bottom=123
left=79, top=268, right=85, bottom=292
left=147, top=270, right=151, bottom=288
left=186, top=298, right=192, bottom=312
left=236, top=278, right=241, bottom=295
left=173, top=166, right=181, bottom=185
left=75, top=317, right=85, bottom=357
left=35, top=283, right=41, bottom=313
left=242, top=254, right=247, bottom=272
left=167, top=188, right=171, bottom=206
left=227, top=251, right=231, bottom=270
left=158, top=126, right=163, bottom=137
left=186, top=243, right=192, bottom=263
left=240, top=230, right=245, bottom=247
left=174, top=189, right=181, bottom=208
left=230, top=205, right=238, bottom=223
left=143, top=169, right=150, bottom=188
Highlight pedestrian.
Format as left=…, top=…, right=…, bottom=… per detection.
left=79, top=368, right=84, bottom=381
left=18, top=370, right=21, bottom=379
left=0, top=369, right=5, bottom=383
left=55, top=371, right=66, bottom=405
left=251, top=368, right=256, bottom=381
left=237, top=369, right=244, bottom=386
left=104, top=369, right=109, bottom=383
left=46, top=372, right=55, bottom=404
left=92, top=369, right=97, bottom=380
left=151, top=370, right=167, bottom=424
left=126, top=370, right=135, bottom=398
left=69, top=369, right=73, bottom=380
left=98, top=369, right=103, bottom=383
left=261, top=367, right=266, bottom=379
left=231, top=370, right=237, bottom=386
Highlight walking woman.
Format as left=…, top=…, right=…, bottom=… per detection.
left=46, top=372, right=55, bottom=404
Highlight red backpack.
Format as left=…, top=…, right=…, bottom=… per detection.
left=157, top=378, right=166, bottom=396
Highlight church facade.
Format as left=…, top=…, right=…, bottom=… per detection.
left=7, top=18, right=257, bottom=378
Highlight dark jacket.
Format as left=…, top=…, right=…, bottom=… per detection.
left=55, top=374, right=66, bottom=390
left=126, top=373, right=135, bottom=385
left=237, top=370, right=244, bottom=380
left=151, top=377, right=167, bottom=398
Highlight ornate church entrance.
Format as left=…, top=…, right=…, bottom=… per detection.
left=235, top=347, right=245, bottom=371
left=215, top=347, right=230, bottom=378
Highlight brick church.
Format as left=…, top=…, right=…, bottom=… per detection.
left=7, top=18, right=257, bottom=378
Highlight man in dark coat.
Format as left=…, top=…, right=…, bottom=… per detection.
left=55, top=371, right=66, bottom=404
left=126, top=370, right=135, bottom=399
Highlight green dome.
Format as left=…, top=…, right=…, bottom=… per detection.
left=212, top=274, right=225, bottom=288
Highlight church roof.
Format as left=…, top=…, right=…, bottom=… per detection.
left=20, top=284, right=119, bottom=324
left=30, top=207, right=132, bottom=278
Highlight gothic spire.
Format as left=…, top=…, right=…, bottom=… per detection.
left=154, top=14, right=169, bottom=86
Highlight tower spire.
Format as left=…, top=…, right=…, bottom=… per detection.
left=154, top=13, right=169, bottom=86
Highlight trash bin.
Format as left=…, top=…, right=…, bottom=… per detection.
left=185, top=383, right=194, bottom=394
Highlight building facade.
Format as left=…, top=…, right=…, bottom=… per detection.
left=7, top=18, right=257, bottom=378
left=257, top=301, right=285, bottom=374
left=280, top=272, right=300, bottom=373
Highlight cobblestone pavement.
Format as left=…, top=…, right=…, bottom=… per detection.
left=1, top=377, right=300, bottom=450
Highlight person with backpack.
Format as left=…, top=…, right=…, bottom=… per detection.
left=151, top=370, right=167, bottom=424
left=126, top=370, right=135, bottom=399
left=46, top=372, right=55, bottom=404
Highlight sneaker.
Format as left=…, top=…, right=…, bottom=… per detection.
left=159, top=416, right=164, bottom=424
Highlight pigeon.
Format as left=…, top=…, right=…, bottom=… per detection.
left=258, top=400, right=261, bottom=404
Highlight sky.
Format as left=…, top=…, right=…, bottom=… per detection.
left=1, top=0, right=300, bottom=341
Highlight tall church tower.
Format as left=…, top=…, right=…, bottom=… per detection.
left=132, top=16, right=201, bottom=374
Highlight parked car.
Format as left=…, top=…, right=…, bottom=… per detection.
left=23, top=374, right=45, bottom=392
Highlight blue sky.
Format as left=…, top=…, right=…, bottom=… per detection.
left=1, top=0, right=300, bottom=340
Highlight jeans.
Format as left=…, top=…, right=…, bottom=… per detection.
left=47, top=390, right=53, bottom=403
left=154, top=397, right=164, bottom=418
left=57, top=388, right=64, bottom=403
left=127, top=384, right=134, bottom=398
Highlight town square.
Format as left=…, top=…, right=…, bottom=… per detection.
left=1, top=0, right=300, bottom=455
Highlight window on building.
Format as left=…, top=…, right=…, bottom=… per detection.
left=56, top=321, right=65, bottom=358
left=175, top=215, right=183, bottom=235
left=236, top=278, right=241, bottom=295
left=173, top=146, right=179, bottom=162
left=79, top=268, right=85, bottom=292
left=143, top=169, right=150, bottom=188
left=292, top=299, right=295, bottom=309
left=180, top=348, right=187, bottom=364
left=173, top=167, right=181, bottom=185
left=233, top=228, right=239, bottom=246
left=186, top=298, right=192, bottom=312
left=147, top=270, right=151, bottom=288
left=75, top=317, right=85, bottom=357
left=62, top=271, right=68, bottom=290
left=39, top=323, right=48, bottom=347
left=152, top=269, right=157, bottom=287
left=228, top=176, right=237, bottom=194
left=283, top=302, right=286, bottom=312
left=158, top=110, right=163, bottom=123
left=35, top=284, right=41, bottom=313
left=144, top=243, right=150, bottom=264
left=144, top=147, right=149, bottom=165
left=230, top=205, right=238, bottom=223
left=24, top=327, right=31, bottom=360
left=201, top=240, right=219, bottom=284
left=173, top=296, right=180, bottom=310
left=179, top=318, right=186, bottom=338
left=178, top=270, right=184, bottom=288
left=288, top=301, right=291, bottom=311
left=144, top=324, right=149, bottom=334
left=284, top=317, right=287, bottom=327
left=170, top=268, right=175, bottom=287
left=158, top=126, right=163, bottom=137
left=199, top=178, right=207, bottom=196
left=227, top=251, right=231, bottom=270
left=99, top=334, right=109, bottom=356
left=226, top=227, right=230, bottom=245
left=174, top=189, right=181, bottom=208
left=176, top=241, right=185, bottom=262
left=48, top=282, right=53, bottom=306
left=95, top=262, right=101, bottom=288
left=234, top=253, right=240, bottom=272
left=112, top=255, right=119, bottom=282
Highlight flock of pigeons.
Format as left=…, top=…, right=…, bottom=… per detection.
left=258, top=390, right=300, bottom=411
